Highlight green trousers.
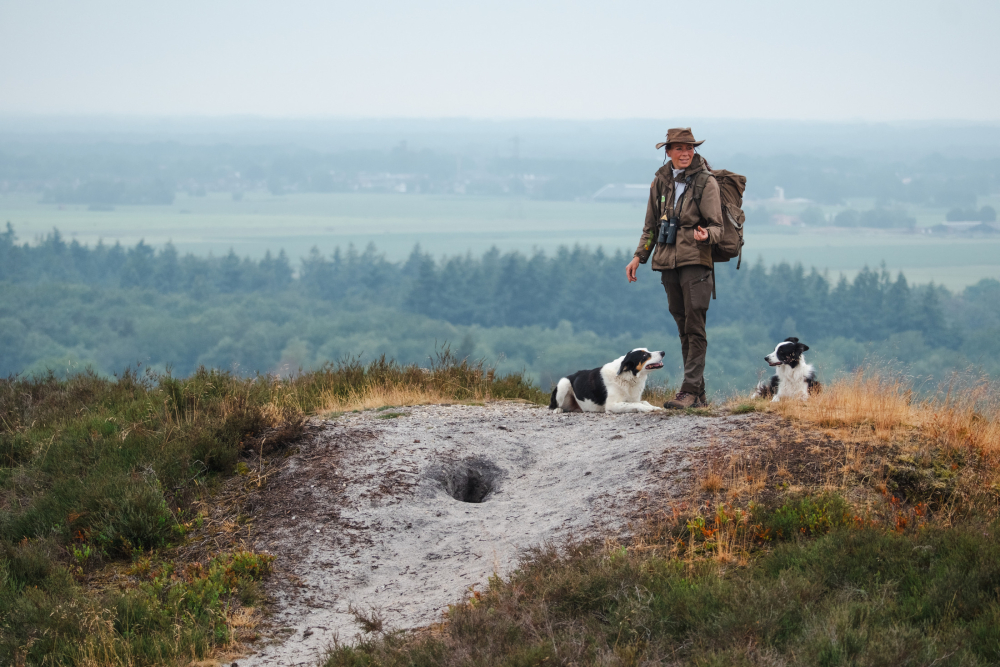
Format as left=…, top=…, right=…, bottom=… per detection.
left=661, top=264, right=713, bottom=395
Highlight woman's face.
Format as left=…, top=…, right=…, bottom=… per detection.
left=666, top=143, right=695, bottom=169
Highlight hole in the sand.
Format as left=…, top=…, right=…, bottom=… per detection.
left=448, top=470, right=493, bottom=503
left=436, top=459, right=502, bottom=504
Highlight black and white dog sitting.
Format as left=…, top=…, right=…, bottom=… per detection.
left=752, top=337, right=821, bottom=401
left=550, top=348, right=665, bottom=414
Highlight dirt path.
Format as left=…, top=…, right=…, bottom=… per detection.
left=242, top=402, right=753, bottom=666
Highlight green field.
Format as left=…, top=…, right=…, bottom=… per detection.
left=3, top=191, right=999, bottom=290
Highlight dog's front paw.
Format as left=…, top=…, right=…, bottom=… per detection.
left=552, top=407, right=564, bottom=414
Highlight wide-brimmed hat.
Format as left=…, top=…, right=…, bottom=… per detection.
left=655, top=127, right=705, bottom=150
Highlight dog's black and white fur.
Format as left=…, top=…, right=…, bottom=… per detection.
left=752, top=337, right=821, bottom=401
left=550, top=348, right=666, bottom=414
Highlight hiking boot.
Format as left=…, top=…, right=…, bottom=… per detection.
left=664, top=392, right=698, bottom=409
left=696, top=392, right=709, bottom=407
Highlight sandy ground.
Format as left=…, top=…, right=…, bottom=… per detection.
left=241, top=402, right=753, bottom=666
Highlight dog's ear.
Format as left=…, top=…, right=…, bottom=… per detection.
left=785, top=337, right=799, bottom=343
left=799, top=343, right=809, bottom=352
left=618, top=351, right=642, bottom=375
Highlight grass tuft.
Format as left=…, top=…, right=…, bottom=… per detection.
left=349, top=604, right=386, bottom=634
left=772, top=366, right=917, bottom=437
left=729, top=401, right=764, bottom=414
left=313, top=349, right=546, bottom=413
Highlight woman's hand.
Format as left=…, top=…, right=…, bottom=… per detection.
left=694, top=226, right=709, bottom=242
left=626, top=256, right=641, bottom=283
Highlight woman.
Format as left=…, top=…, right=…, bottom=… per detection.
left=625, top=127, right=723, bottom=409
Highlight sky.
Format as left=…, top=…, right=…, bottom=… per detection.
left=1, top=0, right=998, bottom=122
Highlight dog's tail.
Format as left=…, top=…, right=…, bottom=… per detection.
left=752, top=377, right=777, bottom=399
left=549, top=386, right=559, bottom=410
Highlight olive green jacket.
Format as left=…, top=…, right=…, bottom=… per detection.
left=633, top=154, right=723, bottom=270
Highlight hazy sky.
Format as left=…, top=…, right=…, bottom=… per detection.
left=1, top=0, right=997, bottom=121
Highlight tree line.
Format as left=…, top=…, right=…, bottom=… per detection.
left=4, top=224, right=993, bottom=353
left=0, top=224, right=293, bottom=294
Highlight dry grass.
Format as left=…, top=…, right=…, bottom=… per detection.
left=710, top=367, right=1000, bottom=533
left=309, top=352, right=546, bottom=414
left=225, top=605, right=262, bottom=649
left=317, top=381, right=503, bottom=414
left=699, top=470, right=724, bottom=494
left=706, top=503, right=755, bottom=564
left=746, top=367, right=1000, bottom=459
left=770, top=367, right=918, bottom=438
left=320, top=382, right=453, bottom=413
left=641, top=383, right=676, bottom=407
left=726, top=451, right=768, bottom=500
left=317, top=374, right=541, bottom=413
left=927, top=375, right=1000, bottom=455
left=639, top=367, right=1000, bottom=570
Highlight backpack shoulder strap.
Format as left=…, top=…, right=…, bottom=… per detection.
left=690, top=170, right=715, bottom=205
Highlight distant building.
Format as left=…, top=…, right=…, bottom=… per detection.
left=772, top=214, right=803, bottom=227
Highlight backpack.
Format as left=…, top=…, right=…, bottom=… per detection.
left=692, top=168, right=747, bottom=269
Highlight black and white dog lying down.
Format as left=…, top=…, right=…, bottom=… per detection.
left=550, top=348, right=665, bottom=414
left=752, top=337, right=821, bottom=401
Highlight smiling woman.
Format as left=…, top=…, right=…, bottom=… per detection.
left=626, top=127, right=723, bottom=409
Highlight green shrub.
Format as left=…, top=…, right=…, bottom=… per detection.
left=0, top=549, right=274, bottom=666
left=729, top=401, right=764, bottom=414
left=761, top=493, right=854, bottom=539
left=0, top=538, right=57, bottom=592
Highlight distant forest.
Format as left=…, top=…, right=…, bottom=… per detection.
left=0, top=223, right=977, bottom=343
left=3, top=224, right=999, bottom=387
left=2, top=140, right=999, bottom=205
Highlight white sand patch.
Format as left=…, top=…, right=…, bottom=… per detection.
left=243, top=402, right=747, bottom=666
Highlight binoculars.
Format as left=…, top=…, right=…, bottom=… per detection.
left=658, top=216, right=679, bottom=245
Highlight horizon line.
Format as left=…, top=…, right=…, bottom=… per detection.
left=2, top=114, right=1000, bottom=127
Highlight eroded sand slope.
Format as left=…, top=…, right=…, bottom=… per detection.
left=244, top=403, right=751, bottom=666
